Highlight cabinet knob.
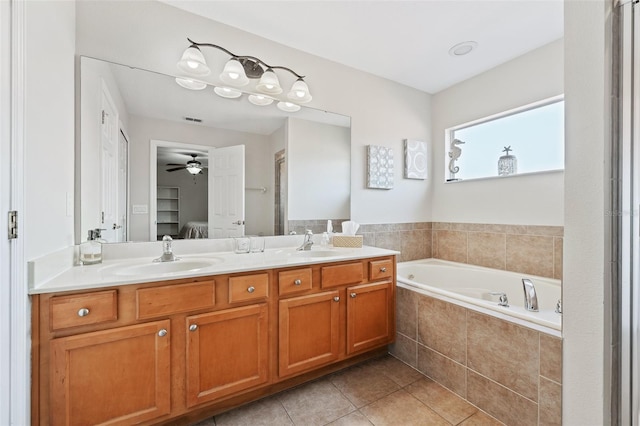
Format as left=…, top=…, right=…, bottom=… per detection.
left=333, top=296, right=340, bottom=302
left=77, top=308, right=90, bottom=317
left=350, top=292, right=357, bottom=298
left=189, top=324, right=198, bottom=332
left=247, top=286, right=255, bottom=293
left=294, top=279, right=302, bottom=286
left=158, top=329, right=168, bottom=337
left=380, top=267, right=387, bottom=272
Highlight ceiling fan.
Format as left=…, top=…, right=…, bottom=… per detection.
left=166, top=154, right=206, bottom=175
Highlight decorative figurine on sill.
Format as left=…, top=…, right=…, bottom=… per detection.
left=498, top=146, right=517, bottom=176
left=448, top=138, right=465, bottom=175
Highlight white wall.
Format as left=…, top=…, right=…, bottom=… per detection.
left=74, top=0, right=432, bottom=227
left=25, top=0, right=76, bottom=260
left=563, top=1, right=611, bottom=423
left=431, top=39, right=564, bottom=226
left=127, top=114, right=272, bottom=241
left=288, top=118, right=350, bottom=220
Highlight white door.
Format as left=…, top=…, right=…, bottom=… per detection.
left=100, top=83, right=119, bottom=242
left=211, top=145, right=245, bottom=238
left=117, top=129, right=128, bottom=242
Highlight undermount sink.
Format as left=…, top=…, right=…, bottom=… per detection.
left=293, top=250, right=344, bottom=258
left=111, top=258, right=223, bottom=277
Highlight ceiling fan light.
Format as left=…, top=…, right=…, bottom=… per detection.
left=214, top=86, right=242, bottom=99
left=277, top=101, right=301, bottom=112
left=220, top=58, right=249, bottom=86
left=255, top=69, right=283, bottom=95
left=186, top=165, right=202, bottom=175
left=177, top=46, right=210, bottom=76
left=175, top=77, right=207, bottom=90
left=248, top=94, right=274, bottom=106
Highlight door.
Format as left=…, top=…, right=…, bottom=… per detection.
left=279, top=291, right=340, bottom=377
left=100, top=82, right=119, bottom=243
left=211, top=145, right=245, bottom=238
left=116, top=129, right=128, bottom=242
left=186, top=304, right=268, bottom=407
left=346, top=281, right=394, bottom=354
left=50, top=320, right=171, bottom=425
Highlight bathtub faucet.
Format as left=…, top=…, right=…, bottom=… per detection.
left=522, top=278, right=539, bottom=312
left=489, top=292, right=509, bottom=307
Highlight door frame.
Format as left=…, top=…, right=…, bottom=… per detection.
left=2, top=0, right=29, bottom=424
left=149, top=140, right=215, bottom=241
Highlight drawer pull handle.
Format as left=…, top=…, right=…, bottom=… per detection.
left=350, top=292, right=357, bottom=298
left=247, top=286, right=255, bottom=293
left=77, top=308, right=90, bottom=317
left=158, top=329, right=168, bottom=337
left=294, top=279, right=302, bottom=286
left=380, top=267, right=387, bottom=272
left=189, top=324, right=198, bottom=332
left=333, top=296, right=340, bottom=302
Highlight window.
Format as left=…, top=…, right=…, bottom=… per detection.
left=446, top=96, right=564, bottom=181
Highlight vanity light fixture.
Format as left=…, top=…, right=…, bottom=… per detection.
left=175, top=77, right=207, bottom=90
left=277, top=101, right=301, bottom=112
left=213, top=86, right=242, bottom=99
left=176, top=38, right=312, bottom=106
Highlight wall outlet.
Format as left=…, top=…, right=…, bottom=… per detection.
left=132, top=204, right=148, bottom=214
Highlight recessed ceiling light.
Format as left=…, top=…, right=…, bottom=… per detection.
left=449, top=41, right=478, bottom=57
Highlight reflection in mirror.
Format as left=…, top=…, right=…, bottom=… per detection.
left=79, top=56, right=351, bottom=243
left=446, top=96, right=564, bottom=181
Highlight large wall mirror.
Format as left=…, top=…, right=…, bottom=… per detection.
left=78, top=56, right=351, bottom=243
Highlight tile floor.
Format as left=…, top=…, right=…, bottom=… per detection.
left=193, top=355, right=503, bottom=426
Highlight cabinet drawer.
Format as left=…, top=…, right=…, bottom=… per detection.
left=137, top=281, right=216, bottom=319
left=229, top=273, right=269, bottom=303
left=279, top=268, right=313, bottom=296
left=369, top=258, right=393, bottom=281
left=50, top=290, right=117, bottom=331
left=321, top=262, right=364, bottom=288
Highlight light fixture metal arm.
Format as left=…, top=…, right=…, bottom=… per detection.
left=187, top=38, right=305, bottom=80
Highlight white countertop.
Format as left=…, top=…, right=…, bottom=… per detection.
left=29, top=245, right=398, bottom=295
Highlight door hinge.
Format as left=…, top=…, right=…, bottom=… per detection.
left=101, top=211, right=105, bottom=224
left=101, top=110, right=105, bottom=125
left=8, top=211, right=17, bottom=239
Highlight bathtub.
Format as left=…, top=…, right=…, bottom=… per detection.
left=397, top=258, right=561, bottom=335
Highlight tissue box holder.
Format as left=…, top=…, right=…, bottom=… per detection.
left=332, top=235, right=363, bottom=248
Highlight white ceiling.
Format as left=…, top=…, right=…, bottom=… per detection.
left=161, top=0, right=564, bottom=94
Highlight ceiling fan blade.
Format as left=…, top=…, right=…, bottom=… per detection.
left=166, top=163, right=184, bottom=166
left=166, top=167, right=186, bottom=172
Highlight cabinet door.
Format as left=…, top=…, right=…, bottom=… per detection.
left=186, top=304, right=269, bottom=407
left=347, top=281, right=394, bottom=354
left=50, top=320, right=171, bottom=426
left=279, top=291, right=340, bottom=377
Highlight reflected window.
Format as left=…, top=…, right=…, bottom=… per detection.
left=446, top=96, right=564, bottom=181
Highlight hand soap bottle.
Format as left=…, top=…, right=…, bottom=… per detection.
left=79, top=229, right=103, bottom=265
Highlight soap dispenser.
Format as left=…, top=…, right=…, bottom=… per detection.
left=79, top=229, right=103, bottom=265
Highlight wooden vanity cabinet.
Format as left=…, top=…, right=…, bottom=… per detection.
left=32, top=255, right=396, bottom=425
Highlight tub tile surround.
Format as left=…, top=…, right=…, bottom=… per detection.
left=358, top=221, right=562, bottom=279
left=391, top=287, right=563, bottom=426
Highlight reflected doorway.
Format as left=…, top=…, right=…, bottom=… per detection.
left=274, top=150, right=286, bottom=235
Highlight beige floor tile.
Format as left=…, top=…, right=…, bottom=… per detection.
left=458, top=411, right=504, bottom=425
left=191, top=417, right=216, bottom=426
left=406, top=377, right=478, bottom=424
left=360, top=389, right=449, bottom=426
left=215, top=395, right=292, bottom=426
left=326, top=410, right=374, bottom=426
left=330, top=361, right=400, bottom=407
left=366, top=354, right=423, bottom=387
left=278, top=379, right=355, bottom=425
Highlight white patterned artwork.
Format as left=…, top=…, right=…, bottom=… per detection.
left=367, top=145, right=394, bottom=189
left=404, top=139, right=427, bottom=179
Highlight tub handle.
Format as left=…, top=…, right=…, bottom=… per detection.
left=489, top=292, right=509, bottom=307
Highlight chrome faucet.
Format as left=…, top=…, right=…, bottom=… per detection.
left=154, top=235, right=179, bottom=262
left=489, top=292, right=509, bottom=307
left=297, top=230, right=314, bottom=251
left=522, top=278, right=539, bottom=312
